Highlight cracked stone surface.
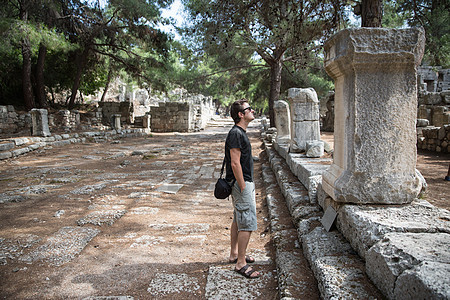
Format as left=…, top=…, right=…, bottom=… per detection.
left=0, top=120, right=278, bottom=299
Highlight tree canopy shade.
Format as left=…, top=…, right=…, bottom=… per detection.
left=0, top=0, right=174, bottom=110
left=182, top=0, right=347, bottom=126
left=396, top=0, right=449, bottom=67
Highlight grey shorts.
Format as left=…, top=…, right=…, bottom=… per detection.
left=231, top=181, right=257, bottom=232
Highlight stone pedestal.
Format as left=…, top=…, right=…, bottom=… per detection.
left=30, top=109, right=51, bottom=137
left=322, top=28, right=426, bottom=204
left=273, top=100, right=291, bottom=145
left=287, top=88, right=320, bottom=152
left=143, top=113, right=151, bottom=130
left=112, top=114, right=121, bottom=130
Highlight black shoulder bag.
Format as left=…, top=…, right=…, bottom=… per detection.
left=214, top=157, right=235, bottom=199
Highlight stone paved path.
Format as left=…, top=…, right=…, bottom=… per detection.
left=0, top=119, right=280, bottom=299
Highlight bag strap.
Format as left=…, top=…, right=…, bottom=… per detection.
left=220, top=156, right=226, bottom=178
left=220, top=156, right=236, bottom=186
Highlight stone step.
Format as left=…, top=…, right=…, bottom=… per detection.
left=263, top=142, right=384, bottom=300
left=262, top=164, right=321, bottom=299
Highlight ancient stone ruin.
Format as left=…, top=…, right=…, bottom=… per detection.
left=320, top=50, right=450, bottom=154
left=0, top=88, right=215, bottom=139
left=266, top=27, right=449, bottom=300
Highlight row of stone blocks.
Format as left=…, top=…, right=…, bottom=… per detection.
left=417, top=124, right=450, bottom=153
left=0, top=129, right=148, bottom=160
left=264, top=140, right=450, bottom=299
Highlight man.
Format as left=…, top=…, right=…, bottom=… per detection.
left=225, top=99, right=260, bottom=279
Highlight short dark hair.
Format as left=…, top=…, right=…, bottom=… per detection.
left=230, top=99, right=248, bottom=124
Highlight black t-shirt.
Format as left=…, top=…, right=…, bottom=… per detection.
left=225, top=125, right=253, bottom=182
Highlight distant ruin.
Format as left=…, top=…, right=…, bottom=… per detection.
left=0, top=85, right=215, bottom=137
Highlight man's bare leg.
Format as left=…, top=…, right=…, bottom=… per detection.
left=235, top=230, right=259, bottom=277
left=229, top=221, right=239, bottom=261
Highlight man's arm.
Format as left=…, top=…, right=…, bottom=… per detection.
left=230, top=147, right=245, bottom=192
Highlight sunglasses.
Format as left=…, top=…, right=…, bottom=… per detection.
left=242, top=106, right=253, bottom=113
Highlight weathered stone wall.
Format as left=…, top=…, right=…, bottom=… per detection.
left=190, top=96, right=214, bottom=131
left=417, top=91, right=450, bottom=127
left=150, top=102, right=192, bottom=132
left=0, top=105, right=31, bottom=135
left=417, top=124, right=450, bottom=153
left=98, top=101, right=134, bottom=126
left=50, top=110, right=80, bottom=131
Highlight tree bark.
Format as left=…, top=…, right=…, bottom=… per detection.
left=35, top=44, right=48, bottom=108
left=267, top=48, right=284, bottom=128
left=268, top=59, right=283, bottom=128
left=100, top=66, right=113, bottom=102
left=19, top=1, right=34, bottom=110
left=361, top=0, right=383, bottom=27
left=68, top=47, right=89, bottom=109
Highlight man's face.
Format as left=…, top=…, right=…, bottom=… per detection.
left=241, top=103, right=255, bottom=122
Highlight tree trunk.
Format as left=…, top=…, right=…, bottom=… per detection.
left=268, top=60, right=282, bottom=127
left=68, top=47, right=89, bottom=109
left=19, top=1, right=34, bottom=110
left=35, top=44, right=47, bottom=108
left=267, top=49, right=284, bottom=128
left=361, top=0, right=382, bottom=27
left=100, top=66, right=113, bottom=102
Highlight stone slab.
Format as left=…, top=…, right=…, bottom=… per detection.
left=147, top=273, right=200, bottom=297
left=0, top=194, right=27, bottom=204
left=0, top=151, right=12, bottom=160
left=0, top=142, right=14, bottom=151
left=313, top=255, right=384, bottom=300
left=156, top=183, right=184, bottom=194
left=337, top=202, right=450, bottom=259
left=273, top=141, right=289, bottom=160
left=366, top=232, right=450, bottom=299
left=302, top=227, right=383, bottom=299
left=72, top=183, right=108, bottom=195
left=286, top=153, right=331, bottom=203
left=12, top=147, right=31, bottom=157
left=77, top=210, right=127, bottom=226
left=19, top=226, right=100, bottom=266
left=129, top=207, right=159, bottom=215
left=394, top=261, right=450, bottom=300
left=204, top=265, right=274, bottom=299
left=0, top=234, right=41, bottom=265
left=301, top=227, right=354, bottom=264
left=83, top=297, right=134, bottom=300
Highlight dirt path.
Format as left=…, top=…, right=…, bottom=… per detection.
left=0, top=120, right=278, bottom=299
